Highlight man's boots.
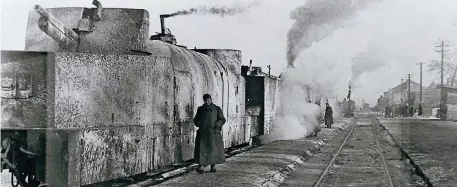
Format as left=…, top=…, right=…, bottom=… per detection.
left=196, top=165, right=204, bottom=174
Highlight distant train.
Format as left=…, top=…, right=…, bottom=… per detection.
left=0, top=2, right=321, bottom=187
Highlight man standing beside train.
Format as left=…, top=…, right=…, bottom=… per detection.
left=325, top=103, right=334, bottom=128
left=193, top=94, right=226, bottom=173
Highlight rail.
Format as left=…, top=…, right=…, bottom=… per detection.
left=313, top=118, right=394, bottom=187
left=312, top=122, right=358, bottom=187
left=372, top=119, right=394, bottom=187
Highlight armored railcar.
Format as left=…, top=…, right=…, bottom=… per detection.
left=1, top=2, right=252, bottom=186
left=0, top=0, right=327, bottom=186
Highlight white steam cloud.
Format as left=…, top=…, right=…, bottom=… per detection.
left=257, top=0, right=383, bottom=144
left=351, top=49, right=387, bottom=83
left=258, top=67, right=342, bottom=144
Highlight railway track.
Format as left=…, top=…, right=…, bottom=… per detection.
left=313, top=118, right=394, bottom=187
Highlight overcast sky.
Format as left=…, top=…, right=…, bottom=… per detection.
left=2, top=0, right=457, bottom=105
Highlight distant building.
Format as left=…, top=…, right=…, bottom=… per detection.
left=381, top=81, right=441, bottom=117
left=418, top=82, right=441, bottom=117
left=440, top=84, right=457, bottom=120
left=387, top=80, right=421, bottom=106
left=376, top=95, right=389, bottom=110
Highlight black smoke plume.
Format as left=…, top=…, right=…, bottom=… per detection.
left=166, top=1, right=261, bottom=18
left=286, top=0, right=380, bottom=67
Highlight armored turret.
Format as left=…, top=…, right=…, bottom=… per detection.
left=34, top=5, right=80, bottom=50
left=26, top=0, right=149, bottom=54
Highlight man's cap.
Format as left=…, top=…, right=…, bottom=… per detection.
left=203, top=94, right=211, bottom=100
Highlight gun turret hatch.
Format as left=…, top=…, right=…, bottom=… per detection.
left=35, top=5, right=79, bottom=50
left=25, top=2, right=150, bottom=54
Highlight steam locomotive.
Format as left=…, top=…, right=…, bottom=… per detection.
left=0, top=2, right=290, bottom=186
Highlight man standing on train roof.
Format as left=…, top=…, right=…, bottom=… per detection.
left=193, top=94, right=226, bottom=173
left=325, top=103, right=334, bottom=128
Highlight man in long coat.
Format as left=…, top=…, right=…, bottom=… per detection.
left=193, top=94, right=226, bottom=173
left=325, top=103, right=334, bottom=128
left=385, top=106, right=389, bottom=118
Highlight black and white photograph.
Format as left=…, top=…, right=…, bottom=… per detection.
left=1, top=0, right=457, bottom=186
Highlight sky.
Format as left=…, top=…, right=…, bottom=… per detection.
left=1, top=0, right=457, bottom=106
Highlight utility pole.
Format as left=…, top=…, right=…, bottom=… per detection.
left=435, top=41, right=449, bottom=120
left=408, top=74, right=411, bottom=116
left=347, top=84, right=352, bottom=117
left=401, top=78, right=404, bottom=104
left=436, top=41, right=448, bottom=86
left=389, top=88, right=393, bottom=105
left=419, top=63, right=422, bottom=103
left=408, top=74, right=411, bottom=107
left=416, top=62, right=423, bottom=116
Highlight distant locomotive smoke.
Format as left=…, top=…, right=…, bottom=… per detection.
left=351, top=49, right=387, bottom=83
left=166, top=1, right=261, bottom=18
left=286, top=0, right=380, bottom=67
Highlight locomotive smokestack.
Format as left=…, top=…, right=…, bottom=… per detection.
left=160, top=14, right=173, bottom=34
left=34, top=4, right=79, bottom=50
left=160, top=15, right=166, bottom=34
left=151, top=14, right=177, bottom=44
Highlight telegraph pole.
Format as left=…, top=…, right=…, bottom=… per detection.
left=347, top=84, right=352, bottom=117
left=408, top=74, right=411, bottom=107
left=437, top=41, right=448, bottom=86
left=419, top=63, right=422, bottom=103
left=436, top=41, right=449, bottom=120
left=416, top=62, right=423, bottom=116
left=408, top=74, right=411, bottom=116
left=389, top=88, right=393, bottom=105
left=401, top=78, right=404, bottom=104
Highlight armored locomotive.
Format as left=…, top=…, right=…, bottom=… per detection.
left=1, top=1, right=280, bottom=186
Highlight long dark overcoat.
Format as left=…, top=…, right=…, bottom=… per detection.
left=193, top=103, right=226, bottom=165
left=325, top=106, right=334, bottom=126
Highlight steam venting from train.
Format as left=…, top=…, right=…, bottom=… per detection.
left=259, top=68, right=342, bottom=144
left=258, top=0, right=383, bottom=143
left=165, top=1, right=261, bottom=18
left=270, top=71, right=321, bottom=141
left=286, top=0, right=380, bottom=68
left=350, top=49, right=387, bottom=83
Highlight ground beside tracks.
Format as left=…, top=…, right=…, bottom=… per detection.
left=130, top=118, right=353, bottom=187
left=132, top=116, right=432, bottom=187
left=379, top=118, right=457, bottom=187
